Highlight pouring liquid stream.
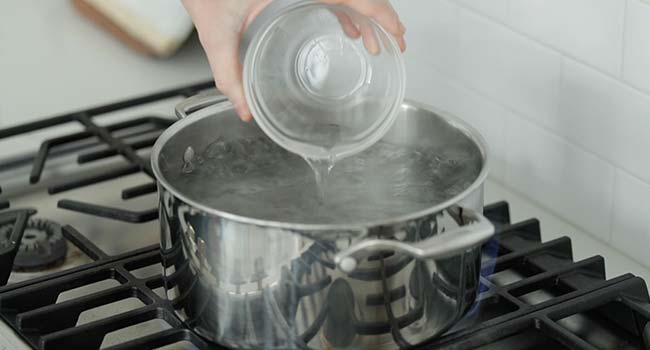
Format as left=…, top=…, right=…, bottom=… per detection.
left=304, top=156, right=336, bottom=203
left=302, top=123, right=342, bottom=202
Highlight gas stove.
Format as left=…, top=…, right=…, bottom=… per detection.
left=1, top=82, right=649, bottom=350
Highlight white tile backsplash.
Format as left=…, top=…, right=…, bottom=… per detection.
left=623, top=0, right=650, bottom=94
left=396, top=0, right=650, bottom=269
left=394, top=0, right=460, bottom=75
left=451, top=0, right=510, bottom=22
left=558, top=59, right=650, bottom=183
left=504, top=116, right=616, bottom=241
left=508, top=0, right=625, bottom=76
left=612, top=170, right=650, bottom=267
left=457, top=9, right=563, bottom=123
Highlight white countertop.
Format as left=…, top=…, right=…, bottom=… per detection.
left=2, top=0, right=649, bottom=288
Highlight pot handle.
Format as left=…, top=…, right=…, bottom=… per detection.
left=333, top=208, right=495, bottom=273
left=175, top=88, right=230, bottom=119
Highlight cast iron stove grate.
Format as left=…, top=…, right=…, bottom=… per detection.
left=0, top=202, right=648, bottom=349
left=0, top=83, right=648, bottom=349
left=0, top=81, right=213, bottom=225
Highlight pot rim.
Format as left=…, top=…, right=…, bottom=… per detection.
left=151, top=99, right=490, bottom=233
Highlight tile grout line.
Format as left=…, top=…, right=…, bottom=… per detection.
left=429, top=37, right=650, bottom=188
left=448, top=0, right=650, bottom=270
left=556, top=55, right=566, bottom=122
left=607, top=171, right=619, bottom=245
left=432, top=62, right=626, bottom=182
left=452, top=0, right=650, bottom=100
left=619, top=0, right=630, bottom=79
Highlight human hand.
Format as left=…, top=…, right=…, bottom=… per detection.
left=182, top=0, right=406, bottom=122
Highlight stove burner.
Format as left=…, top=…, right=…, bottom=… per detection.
left=0, top=218, right=67, bottom=270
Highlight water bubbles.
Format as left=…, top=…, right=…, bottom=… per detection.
left=205, top=138, right=233, bottom=160
left=182, top=146, right=196, bottom=174
left=231, top=162, right=250, bottom=175
left=167, top=135, right=482, bottom=225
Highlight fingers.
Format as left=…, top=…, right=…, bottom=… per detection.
left=183, top=0, right=257, bottom=122
left=243, top=0, right=274, bottom=31
left=185, top=0, right=405, bottom=124
left=321, top=0, right=406, bottom=52
left=359, top=20, right=380, bottom=55
left=332, top=9, right=361, bottom=39
left=395, top=33, right=406, bottom=52
left=198, top=29, right=253, bottom=122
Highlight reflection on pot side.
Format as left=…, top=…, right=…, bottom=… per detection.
left=159, top=188, right=484, bottom=349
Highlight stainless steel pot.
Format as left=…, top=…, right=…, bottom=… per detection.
left=152, top=89, right=494, bottom=349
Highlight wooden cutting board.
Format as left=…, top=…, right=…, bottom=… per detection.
left=73, top=0, right=195, bottom=57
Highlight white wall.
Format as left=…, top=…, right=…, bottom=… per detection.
left=393, top=0, right=650, bottom=268
left=0, top=1, right=210, bottom=127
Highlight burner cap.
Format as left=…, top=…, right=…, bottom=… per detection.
left=0, top=218, right=67, bottom=270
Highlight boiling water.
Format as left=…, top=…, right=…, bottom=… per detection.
left=167, top=136, right=482, bottom=225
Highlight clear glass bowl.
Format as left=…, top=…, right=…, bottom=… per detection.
left=243, top=0, right=406, bottom=161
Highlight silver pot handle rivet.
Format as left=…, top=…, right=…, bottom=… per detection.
left=339, top=257, right=358, bottom=273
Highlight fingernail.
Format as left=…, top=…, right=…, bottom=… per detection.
left=399, top=37, right=406, bottom=52
left=236, top=107, right=252, bottom=122
left=241, top=112, right=253, bottom=122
